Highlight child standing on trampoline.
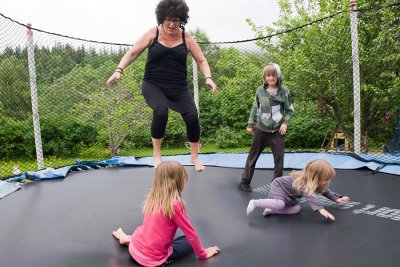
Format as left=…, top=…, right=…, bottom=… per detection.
left=246, top=159, right=350, bottom=220
left=112, top=161, right=220, bottom=266
left=239, top=63, right=294, bottom=192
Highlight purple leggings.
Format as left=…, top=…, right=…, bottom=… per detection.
left=253, top=199, right=301, bottom=214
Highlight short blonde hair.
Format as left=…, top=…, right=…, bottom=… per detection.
left=143, top=161, right=188, bottom=218
left=291, top=159, right=336, bottom=195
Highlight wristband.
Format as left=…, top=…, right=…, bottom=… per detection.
left=205, top=76, right=213, bottom=81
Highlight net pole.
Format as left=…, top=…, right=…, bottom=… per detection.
left=350, top=0, right=361, bottom=154
left=26, top=23, right=45, bottom=170
left=192, top=36, right=200, bottom=114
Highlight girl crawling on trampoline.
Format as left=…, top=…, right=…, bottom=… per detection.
left=112, top=161, right=219, bottom=266
left=246, top=159, right=350, bottom=220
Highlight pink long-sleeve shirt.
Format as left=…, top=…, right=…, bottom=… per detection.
left=128, top=200, right=207, bottom=267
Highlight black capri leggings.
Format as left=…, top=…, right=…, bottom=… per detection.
left=141, top=80, right=200, bottom=142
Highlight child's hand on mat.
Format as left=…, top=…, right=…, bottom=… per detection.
left=336, top=196, right=350, bottom=203
left=205, top=246, right=220, bottom=258
left=319, top=208, right=335, bottom=221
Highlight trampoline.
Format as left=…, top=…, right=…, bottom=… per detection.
left=1, top=164, right=400, bottom=267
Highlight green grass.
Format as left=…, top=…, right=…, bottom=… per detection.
left=120, top=144, right=252, bottom=157
left=0, top=147, right=110, bottom=179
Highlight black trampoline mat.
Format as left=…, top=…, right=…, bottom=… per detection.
left=1, top=166, right=399, bottom=267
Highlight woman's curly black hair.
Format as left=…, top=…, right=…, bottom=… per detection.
left=155, top=0, right=189, bottom=25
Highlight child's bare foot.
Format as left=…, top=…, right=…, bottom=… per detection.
left=112, top=228, right=131, bottom=245
left=153, top=156, right=162, bottom=169
left=191, top=157, right=205, bottom=172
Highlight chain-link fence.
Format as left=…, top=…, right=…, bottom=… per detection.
left=1, top=1, right=399, bottom=179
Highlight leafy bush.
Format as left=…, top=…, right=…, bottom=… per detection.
left=0, top=118, right=35, bottom=158
left=38, top=119, right=98, bottom=156
left=285, top=108, right=334, bottom=149
left=214, top=126, right=248, bottom=148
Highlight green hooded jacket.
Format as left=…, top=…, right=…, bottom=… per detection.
left=247, top=85, right=294, bottom=132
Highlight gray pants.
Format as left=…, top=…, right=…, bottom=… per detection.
left=241, top=128, right=285, bottom=184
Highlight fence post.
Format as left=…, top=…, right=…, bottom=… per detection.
left=350, top=0, right=361, bottom=154
left=26, top=23, right=45, bottom=170
left=192, top=36, right=200, bottom=114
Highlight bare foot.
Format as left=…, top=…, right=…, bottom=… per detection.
left=112, top=228, right=131, bottom=245
left=191, top=157, right=205, bottom=172
left=153, top=156, right=162, bottom=169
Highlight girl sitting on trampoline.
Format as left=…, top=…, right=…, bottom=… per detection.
left=246, top=159, right=350, bottom=220
left=112, top=161, right=220, bottom=266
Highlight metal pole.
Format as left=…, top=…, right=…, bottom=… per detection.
left=26, top=23, right=45, bottom=170
left=191, top=36, right=202, bottom=151
left=350, top=0, right=361, bottom=154
left=192, top=36, right=200, bottom=114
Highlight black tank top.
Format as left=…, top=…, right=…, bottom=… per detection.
left=143, top=27, right=188, bottom=94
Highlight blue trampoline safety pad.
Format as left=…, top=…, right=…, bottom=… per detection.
left=6, top=152, right=400, bottom=184
left=165, top=152, right=400, bottom=175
